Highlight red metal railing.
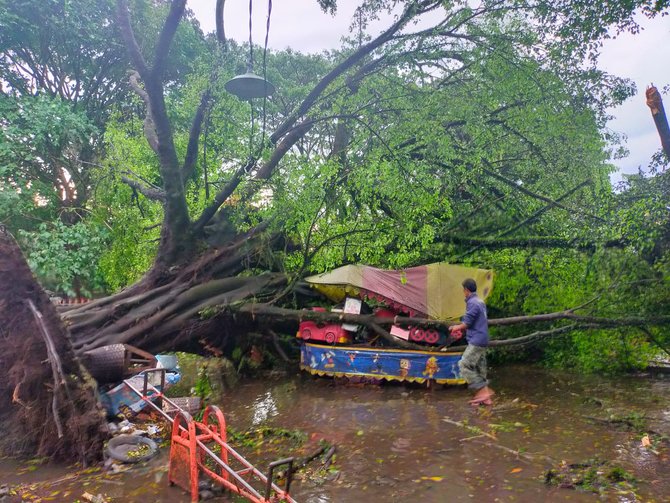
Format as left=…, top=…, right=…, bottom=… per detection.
left=123, top=370, right=296, bottom=503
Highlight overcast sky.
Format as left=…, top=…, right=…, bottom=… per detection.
left=187, top=1, right=670, bottom=182
left=598, top=14, right=670, bottom=182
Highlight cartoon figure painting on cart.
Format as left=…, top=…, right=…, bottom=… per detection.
left=370, top=353, right=383, bottom=374
left=422, top=356, right=439, bottom=379
left=399, top=358, right=411, bottom=378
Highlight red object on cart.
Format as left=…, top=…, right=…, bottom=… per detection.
left=407, top=326, right=441, bottom=344
left=374, top=307, right=445, bottom=346
left=297, top=307, right=352, bottom=344
left=297, top=321, right=352, bottom=344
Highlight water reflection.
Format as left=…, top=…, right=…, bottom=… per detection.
left=249, top=390, right=279, bottom=426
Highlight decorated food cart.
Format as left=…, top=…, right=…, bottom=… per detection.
left=298, top=262, right=494, bottom=385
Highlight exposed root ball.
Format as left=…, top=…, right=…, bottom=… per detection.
left=0, top=231, right=107, bottom=465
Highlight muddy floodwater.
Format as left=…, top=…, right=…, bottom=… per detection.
left=2, top=364, right=669, bottom=502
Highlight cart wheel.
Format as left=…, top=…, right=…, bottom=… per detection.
left=325, top=332, right=336, bottom=344
left=424, top=329, right=439, bottom=344
left=301, top=329, right=311, bottom=340
left=411, top=328, right=425, bottom=342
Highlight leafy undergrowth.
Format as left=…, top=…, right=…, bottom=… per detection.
left=225, top=426, right=339, bottom=488
left=227, top=425, right=308, bottom=450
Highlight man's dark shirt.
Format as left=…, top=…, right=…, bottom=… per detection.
left=462, top=293, right=489, bottom=347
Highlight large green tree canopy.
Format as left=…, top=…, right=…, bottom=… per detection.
left=4, top=0, right=670, bottom=467
left=0, top=0, right=668, bottom=372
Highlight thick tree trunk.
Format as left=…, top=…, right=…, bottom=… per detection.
left=0, top=230, right=108, bottom=465
left=63, top=232, right=290, bottom=355
left=62, top=232, right=670, bottom=359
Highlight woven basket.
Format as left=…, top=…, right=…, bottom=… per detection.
left=83, top=344, right=127, bottom=384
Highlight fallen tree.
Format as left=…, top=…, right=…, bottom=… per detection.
left=3, top=0, right=669, bottom=465
left=60, top=0, right=461, bottom=354
left=62, top=266, right=670, bottom=356
left=56, top=0, right=668, bottom=359
left=0, top=229, right=107, bottom=464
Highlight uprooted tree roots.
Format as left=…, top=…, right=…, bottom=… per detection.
left=0, top=231, right=108, bottom=465
left=61, top=236, right=291, bottom=356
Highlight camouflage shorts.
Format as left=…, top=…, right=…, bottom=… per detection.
left=458, top=344, right=488, bottom=390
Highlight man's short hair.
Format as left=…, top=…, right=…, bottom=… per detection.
left=462, top=278, right=477, bottom=293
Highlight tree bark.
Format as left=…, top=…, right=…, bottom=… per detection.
left=646, top=85, right=670, bottom=160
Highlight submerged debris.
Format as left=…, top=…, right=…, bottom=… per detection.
left=545, top=458, right=637, bottom=496
left=584, top=411, right=649, bottom=431
left=81, top=492, right=109, bottom=503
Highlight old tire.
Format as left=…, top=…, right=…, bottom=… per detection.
left=106, top=434, right=158, bottom=463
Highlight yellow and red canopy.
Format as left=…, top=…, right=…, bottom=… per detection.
left=305, top=263, right=494, bottom=320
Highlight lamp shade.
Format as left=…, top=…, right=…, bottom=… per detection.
left=224, top=72, right=275, bottom=100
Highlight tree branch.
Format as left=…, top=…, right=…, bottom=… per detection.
left=152, top=0, right=187, bottom=79
left=269, top=1, right=422, bottom=144
left=182, top=89, right=211, bottom=182
left=215, top=0, right=226, bottom=47
left=255, top=122, right=313, bottom=180
left=194, top=119, right=315, bottom=233
left=193, top=159, right=254, bottom=233
left=116, top=0, right=149, bottom=76
left=128, top=70, right=159, bottom=153
left=456, top=179, right=590, bottom=259
left=117, top=0, right=191, bottom=261
left=489, top=312, right=670, bottom=328
left=481, top=161, right=605, bottom=223
left=235, top=303, right=670, bottom=350
left=486, top=324, right=595, bottom=348
left=120, top=175, right=167, bottom=202
left=439, top=235, right=625, bottom=251
left=26, top=300, right=65, bottom=439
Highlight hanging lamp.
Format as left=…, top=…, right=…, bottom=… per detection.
left=225, top=63, right=275, bottom=100
left=224, top=0, right=275, bottom=101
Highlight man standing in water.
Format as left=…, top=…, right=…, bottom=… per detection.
left=448, top=278, right=494, bottom=405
